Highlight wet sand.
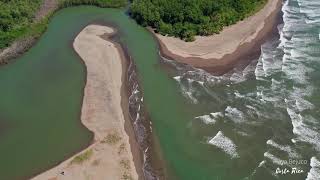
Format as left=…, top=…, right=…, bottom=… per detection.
left=155, top=0, right=283, bottom=75
left=32, top=25, right=141, bottom=180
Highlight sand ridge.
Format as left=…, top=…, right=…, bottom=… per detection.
left=32, top=25, right=139, bottom=180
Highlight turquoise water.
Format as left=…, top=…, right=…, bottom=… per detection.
left=1, top=0, right=320, bottom=179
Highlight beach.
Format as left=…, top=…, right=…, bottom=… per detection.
left=155, top=0, right=283, bottom=74
left=32, top=25, right=141, bottom=180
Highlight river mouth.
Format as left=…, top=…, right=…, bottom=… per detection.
left=1, top=1, right=320, bottom=179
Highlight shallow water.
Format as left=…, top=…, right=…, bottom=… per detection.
left=0, top=0, right=319, bottom=179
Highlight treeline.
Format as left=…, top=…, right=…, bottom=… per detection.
left=130, top=0, right=267, bottom=41
left=0, top=0, right=42, bottom=48
left=0, top=0, right=127, bottom=49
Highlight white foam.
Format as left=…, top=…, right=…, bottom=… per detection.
left=254, top=56, right=266, bottom=80
left=173, top=76, right=181, bottom=83
left=234, top=91, right=245, bottom=98
left=225, top=106, right=245, bottom=123
left=266, top=139, right=300, bottom=158
left=178, top=82, right=198, bottom=104
left=287, top=107, right=320, bottom=151
left=258, top=160, right=266, bottom=168
left=245, top=160, right=267, bottom=179
left=208, top=131, right=239, bottom=158
left=195, top=114, right=218, bottom=125
left=306, top=157, right=320, bottom=180
left=264, top=152, right=284, bottom=166
left=237, top=131, right=250, bottom=137
left=210, top=112, right=223, bottom=118
left=295, top=98, right=314, bottom=112
left=183, top=90, right=198, bottom=104
left=230, top=72, right=246, bottom=83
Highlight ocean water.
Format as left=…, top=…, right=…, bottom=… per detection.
left=168, top=0, right=320, bottom=179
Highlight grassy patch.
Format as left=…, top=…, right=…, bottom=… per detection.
left=101, top=132, right=122, bottom=145
left=0, top=0, right=127, bottom=50
left=120, top=159, right=130, bottom=170
left=70, top=149, right=93, bottom=164
left=121, top=172, right=133, bottom=180
left=118, top=143, right=126, bottom=154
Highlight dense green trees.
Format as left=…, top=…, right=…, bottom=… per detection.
left=0, top=0, right=42, bottom=48
left=0, top=0, right=127, bottom=49
left=0, top=0, right=267, bottom=49
left=130, top=0, right=267, bottom=41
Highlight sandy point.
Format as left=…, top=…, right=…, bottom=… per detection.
left=32, top=25, right=140, bottom=180
left=155, top=0, right=283, bottom=74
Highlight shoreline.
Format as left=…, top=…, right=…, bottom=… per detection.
left=114, top=32, right=145, bottom=180
left=32, top=25, right=142, bottom=180
left=0, top=0, right=125, bottom=66
left=155, top=0, right=283, bottom=75
left=0, top=0, right=59, bottom=65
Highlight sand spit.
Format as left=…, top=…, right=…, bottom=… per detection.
left=156, top=0, right=283, bottom=74
left=32, top=25, right=139, bottom=180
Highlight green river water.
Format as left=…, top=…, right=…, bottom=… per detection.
left=1, top=2, right=320, bottom=180
left=0, top=6, right=195, bottom=180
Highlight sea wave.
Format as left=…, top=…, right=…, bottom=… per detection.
left=225, top=106, right=245, bottom=124
left=286, top=107, right=320, bottom=151
left=208, top=131, right=239, bottom=158
left=306, top=157, right=320, bottom=180
left=266, top=139, right=300, bottom=158
left=263, top=152, right=284, bottom=166
left=195, top=112, right=223, bottom=125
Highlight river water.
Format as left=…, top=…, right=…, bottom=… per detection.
left=0, top=0, right=319, bottom=179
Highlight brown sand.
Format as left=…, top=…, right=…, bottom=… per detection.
left=32, top=25, right=140, bottom=180
left=35, top=0, right=59, bottom=21
left=155, top=0, right=283, bottom=74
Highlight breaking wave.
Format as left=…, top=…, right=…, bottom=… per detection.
left=208, top=131, right=239, bottom=158
left=162, top=0, right=320, bottom=178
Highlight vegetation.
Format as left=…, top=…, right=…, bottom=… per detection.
left=70, top=149, right=93, bottom=164
left=130, top=0, right=267, bottom=41
left=118, top=143, right=126, bottom=154
left=101, top=132, right=122, bottom=145
left=122, top=172, right=133, bottom=180
left=0, top=0, right=268, bottom=49
left=120, top=159, right=130, bottom=170
left=0, top=0, right=42, bottom=48
left=0, top=0, right=127, bottom=49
